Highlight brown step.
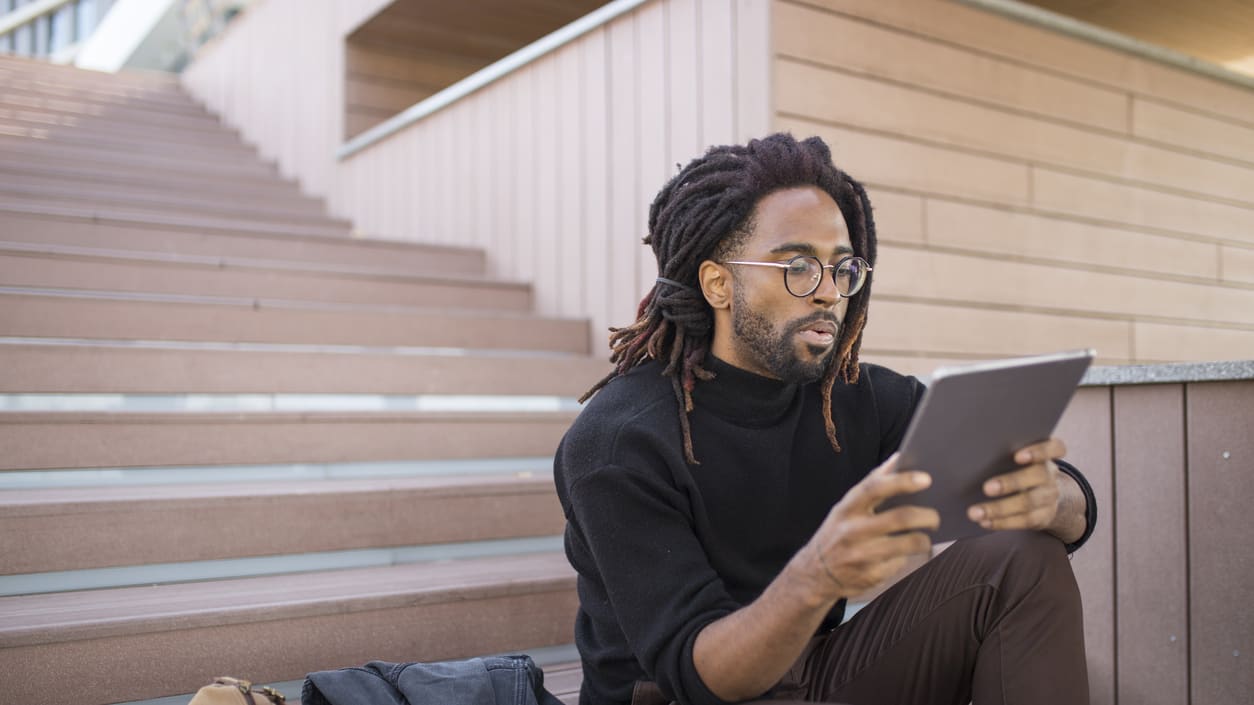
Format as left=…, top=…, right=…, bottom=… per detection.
left=0, top=159, right=312, bottom=204
left=0, top=79, right=206, bottom=121
left=0, top=54, right=180, bottom=88
left=0, top=137, right=281, bottom=178
left=0, top=197, right=350, bottom=238
left=0, top=181, right=347, bottom=226
left=0, top=289, right=588, bottom=351
left=546, top=663, right=585, bottom=705
left=0, top=341, right=608, bottom=395
left=0, top=88, right=233, bottom=129
left=0, top=473, right=564, bottom=575
left=0, top=408, right=577, bottom=471
left=0, top=120, right=260, bottom=163
left=0, top=243, right=532, bottom=310
left=0, top=104, right=247, bottom=146
left=0, top=552, right=578, bottom=705
left=0, top=206, right=485, bottom=274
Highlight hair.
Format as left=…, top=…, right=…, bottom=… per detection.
left=579, top=133, right=878, bottom=464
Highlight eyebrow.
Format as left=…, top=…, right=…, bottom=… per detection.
left=768, top=241, right=855, bottom=257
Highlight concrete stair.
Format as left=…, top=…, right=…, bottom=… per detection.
left=0, top=55, right=594, bottom=705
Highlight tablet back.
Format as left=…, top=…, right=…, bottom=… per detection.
left=883, top=349, right=1094, bottom=543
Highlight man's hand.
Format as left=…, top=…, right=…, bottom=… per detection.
left=799, top=454, right=939, bottom=604
left=966, top=437, right=1085, bottom=543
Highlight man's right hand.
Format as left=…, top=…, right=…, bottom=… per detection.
left=799, top=454, right=939, bottom=603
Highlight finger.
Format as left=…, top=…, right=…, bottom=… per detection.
left=844, top=467, right=932, bottom=513
left=1014, top=437, right=1068, bottom=465
left=984, top=462, right=1052, bottom=497
left=851, top=505, right=941, bottom=539
left=969, top=483, right=1058, bottom=525
left=978, top=504, right=1057, bottom=532
left=824, top=535, right=927, bottom=580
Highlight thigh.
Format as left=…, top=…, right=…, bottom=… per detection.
left=790, top=531, right=1069, bottom=704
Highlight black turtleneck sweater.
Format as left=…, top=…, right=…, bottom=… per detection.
left=552, top=358, right=1093, bottom=705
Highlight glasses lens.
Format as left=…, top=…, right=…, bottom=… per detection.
left=784, top=256, right=823, bottom=296
left=835, top=257, right=868, bottom=296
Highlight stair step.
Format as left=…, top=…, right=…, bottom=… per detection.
left=0, top=89, right=235, bottom=129
left=0, top=105, right=248, bottom=146
left=0, top=181, right=343, bottom=225
left=0, top=55, right=180, bottom=88
left=0, top=340, right=606, bottom=395
left=0, top=160, right=313, bottom=204
left=0, top=456, right=557, bottom=490
left=0, top=138, right=280, bottom=178
left=0, top=288, right=589, bottom=351
left=0, top=408, right=577, bottom=470
left=0, top=125, right=262, bottom=167
left=0, top=243, right=532, bottom=310
left=0, top=206, right=486, bottom=273
left=0, top=553, right=578, bottom=705
left=0, top=473, right=563, bottom=575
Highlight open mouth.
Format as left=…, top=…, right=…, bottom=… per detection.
left=797, top=320, right=837, bottom=347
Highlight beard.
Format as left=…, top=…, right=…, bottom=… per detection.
left=731, top=287, right=838, bottom=384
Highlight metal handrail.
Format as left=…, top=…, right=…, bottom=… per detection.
left=0, top=0, right=75, bottom=36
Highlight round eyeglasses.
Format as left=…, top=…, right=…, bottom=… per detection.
left=721, top=255, right=873, bottom=298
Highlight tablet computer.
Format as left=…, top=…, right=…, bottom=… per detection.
left=880, top=349, right=1095, bottom=543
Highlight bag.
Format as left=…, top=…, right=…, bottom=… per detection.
left=188, top=677, right=286, bottom=705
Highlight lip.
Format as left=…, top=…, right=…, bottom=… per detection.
left=800, top=319, right=838, bottom=336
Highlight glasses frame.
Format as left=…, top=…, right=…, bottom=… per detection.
left=721, top=254, right=873, bottom=298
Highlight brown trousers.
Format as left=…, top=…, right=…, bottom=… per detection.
left=635, top=530, right=1090, bottom=705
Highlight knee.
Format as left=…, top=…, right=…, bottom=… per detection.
left=961, top=530, right=1078, bottom=603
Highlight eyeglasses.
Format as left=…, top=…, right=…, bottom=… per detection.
left=722, top=255, right=873, bottom=298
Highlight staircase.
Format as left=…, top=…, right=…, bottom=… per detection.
left=0, top=55, right=598, bottom=705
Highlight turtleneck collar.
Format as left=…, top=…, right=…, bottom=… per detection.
left=691, top=355, right=801, bottom=426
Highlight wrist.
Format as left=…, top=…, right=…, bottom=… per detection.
left=784, top=541, right=843, bottom=609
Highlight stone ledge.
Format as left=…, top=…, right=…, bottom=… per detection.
left=1083, top=360, right=1254, bottom=386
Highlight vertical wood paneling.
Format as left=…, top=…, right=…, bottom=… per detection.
left=1055, top=386, right=1115, bottom=705
left=667, top=0, right=701, bottom=163
left=734, top=0, right=770, bottom=141
left=607, top=12, right=642, bottom=348
left=698, top=0, right=735, bottom=147
left=534, top=55, right=560, bottom=316
left=581, top=28, right=610, bottom=351
left=1186, top=380, right=1254, bottom=705
left=1113, top=384, right=1189, bottom=705
left=557, top=45, right=584, bottom=319
left=515, top=65, right=538, bottom=284
left=636, top=2, right=667, bottom=299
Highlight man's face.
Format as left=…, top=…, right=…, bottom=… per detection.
left=720, top=186, right=855, bottom=383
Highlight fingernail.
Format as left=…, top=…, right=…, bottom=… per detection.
left=985, top=480, right=1001, bottom=495
left=980, top=520, right=993, bottom=529
left=969, top=506, right=985, bottom=520
left=914, top=473, right=931, bottom=488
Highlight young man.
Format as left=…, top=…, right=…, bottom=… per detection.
left=553, top=134, right=1097, bottom=705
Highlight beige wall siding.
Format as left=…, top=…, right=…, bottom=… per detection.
left=333, top=0, right=771, bottom=349
left=774, top=0, right=1254, bottom=371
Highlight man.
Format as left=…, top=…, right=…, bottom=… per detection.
left=553, top=134, right=1097, bottom=705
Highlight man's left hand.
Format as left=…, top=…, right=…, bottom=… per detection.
left=967, top=438, right=1065, bottom=532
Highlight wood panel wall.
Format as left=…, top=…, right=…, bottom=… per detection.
left=1059, top=378, right=1254, bottom=705
left=334, top=0, right=771, bottom=348
left=774, top=0, right=1254, bottom=377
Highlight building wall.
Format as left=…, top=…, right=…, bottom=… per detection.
left=183, top=0, right=1254, bottom=366
left=773, top=0, right=1254, bottom=377
left=183, top=0, right=771, bottom=348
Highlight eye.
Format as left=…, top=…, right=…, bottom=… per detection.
left=786, top=257, right=816, bottom=276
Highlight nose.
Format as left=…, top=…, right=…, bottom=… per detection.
left=810, top=266, right=842, bottom=306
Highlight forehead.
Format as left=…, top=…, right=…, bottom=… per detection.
left=743, top=186, right=851, bottom=255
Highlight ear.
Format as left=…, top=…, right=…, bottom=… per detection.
left=699, top=260, right=732, bottom=310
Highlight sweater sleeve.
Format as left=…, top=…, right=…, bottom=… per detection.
left=565, top=463, right=741, bottom=705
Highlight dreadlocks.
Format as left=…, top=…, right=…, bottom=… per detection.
left=579, top=133, right=878, bottom=464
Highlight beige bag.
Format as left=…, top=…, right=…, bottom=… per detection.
left=188, top=677, right=285, bottom=705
